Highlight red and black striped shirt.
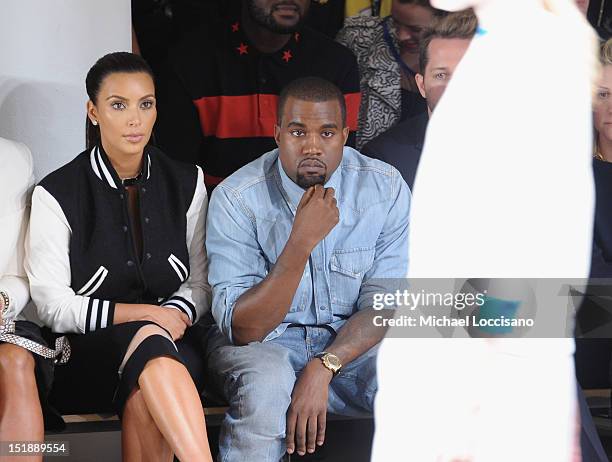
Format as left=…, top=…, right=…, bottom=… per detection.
left=156, top=13, right=361, bottom=190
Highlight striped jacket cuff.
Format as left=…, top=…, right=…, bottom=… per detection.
left=84, top=298, right=116, bottom=333
left=162, top=296, right=196, bottom=323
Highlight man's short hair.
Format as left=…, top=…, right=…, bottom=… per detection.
left=601, top=38, right=612, bottom=65
left=396, top=0, right=445, bottom=15
left=418, top=10, right=478, bottom=74
left=277, top=77, right=347, bottom=126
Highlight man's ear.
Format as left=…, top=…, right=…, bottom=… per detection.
left=415, top=73, right=427, bottom=99
left=274, top=123, right=281, bottom=147
left=342, top=126, right=350, bottom=145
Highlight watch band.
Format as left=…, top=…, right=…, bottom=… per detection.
left=0, top=291, right=9, bottom=317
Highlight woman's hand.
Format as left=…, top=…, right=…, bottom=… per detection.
left=114, top=303, right=191, bottom=340
left=142, top=307, right=191, bottom=341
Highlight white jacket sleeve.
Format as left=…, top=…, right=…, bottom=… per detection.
left=161, top=167, right=211, bottom=323
left=0, top=276, right=31, bottom=321
left=0, top=140, right=35, bottom=321
left=25, top=186, right=115, bottom=333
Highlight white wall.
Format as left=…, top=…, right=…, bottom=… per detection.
left=0, top=0, right=131, bottom=180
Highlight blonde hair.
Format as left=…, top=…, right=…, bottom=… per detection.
left=602, top=38, right=612, bottom=65
left=418, top=9, right=478, bottom=73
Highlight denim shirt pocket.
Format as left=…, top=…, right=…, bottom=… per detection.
left=330, top=247, right=376, bottom=314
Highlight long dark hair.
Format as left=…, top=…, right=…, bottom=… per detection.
left=85, top=52, right=155, bottom=150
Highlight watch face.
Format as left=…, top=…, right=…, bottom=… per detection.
left=325, top=354, right=341, bottom=370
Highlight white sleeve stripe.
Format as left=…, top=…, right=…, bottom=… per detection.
left=88, top=299, right=99, bottom=333
left=169, top=254, right=189, bottom=280
left=163, top=302, right=191, bottom=319
left=100, top=300, right=110, bottom=329
left=168, top=257, right=186, bottom=282
left=165, top=305, right=185, bottom=315
left=83, top=267, right=109, bottom=297
left=162, top=300, right=194, bottom=322
left=76, top=266, right=108, bottom=296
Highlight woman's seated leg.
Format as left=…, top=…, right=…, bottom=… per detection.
left=118, top=323, right=212, bottom=462
left=0, top=343, right=44, bottom=462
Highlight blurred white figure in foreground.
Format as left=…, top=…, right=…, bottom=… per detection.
left=372, top=0, right=599, bottom=461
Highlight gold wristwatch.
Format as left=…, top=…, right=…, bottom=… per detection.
left=315, top=352, right=342, bottom=376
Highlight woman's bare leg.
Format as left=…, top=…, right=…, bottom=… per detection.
left=138, top=357, right=212, bottom=462
left=122, top=388, right=173, bottom=462
left=0, top=344, right=44, bottom=462
left=118, top=325, right=212, bottom=462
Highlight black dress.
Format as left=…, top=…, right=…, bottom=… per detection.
left=27, top=145, right=210, bottom=417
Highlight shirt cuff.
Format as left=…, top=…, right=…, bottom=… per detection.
left=84, top=298, right=116, bottom=333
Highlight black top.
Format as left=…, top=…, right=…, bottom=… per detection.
left=361, top=112, right=428, bottom=190
left=591, top=158, right=612, bottom=277
left=156, top=1, right=361, bottom=190
left=35, top=145, right=203, bottom=332
left=400, top=89, right=427, bottom=122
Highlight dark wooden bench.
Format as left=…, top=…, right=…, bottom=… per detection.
left=46, top=407, right=374, bottom=461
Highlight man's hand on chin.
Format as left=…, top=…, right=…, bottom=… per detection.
left=285, top=359, right=333, bottom=456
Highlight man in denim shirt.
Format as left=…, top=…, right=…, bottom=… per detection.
left=205, top=77, right=409, bottom=461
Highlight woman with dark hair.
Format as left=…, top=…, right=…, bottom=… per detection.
left=25, top=52, right=213, bottom=462
left=337, top=0, right=444, bottom=148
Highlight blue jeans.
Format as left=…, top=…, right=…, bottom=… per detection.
left=205, top=325, right=378, bottom=462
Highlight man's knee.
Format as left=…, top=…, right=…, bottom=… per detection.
left=216, top=343, right=296, bottom=413
left=0, top=344, right=35, bottom=377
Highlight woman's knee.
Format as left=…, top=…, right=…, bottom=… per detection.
left=0, top=344, right=35, bottom=377
left=120, top=324, right=176, bottom=373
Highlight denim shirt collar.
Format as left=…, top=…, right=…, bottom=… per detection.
left=275, top=149, right=343, bottom=215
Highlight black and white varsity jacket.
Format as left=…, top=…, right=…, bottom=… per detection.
left=25, top=144, right=210, bottom=334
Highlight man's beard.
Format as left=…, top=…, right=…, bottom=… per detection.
left=296, top=173, right=326, bottom=189
left=246, top=0, right=304, bottom=34
left=296, top=158, right=327, bottom=189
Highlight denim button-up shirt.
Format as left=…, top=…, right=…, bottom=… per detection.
left=206, top=147, right=410, bottom=343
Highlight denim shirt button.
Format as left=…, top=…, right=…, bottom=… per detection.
left=320, top=305, right=327, bottom=311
